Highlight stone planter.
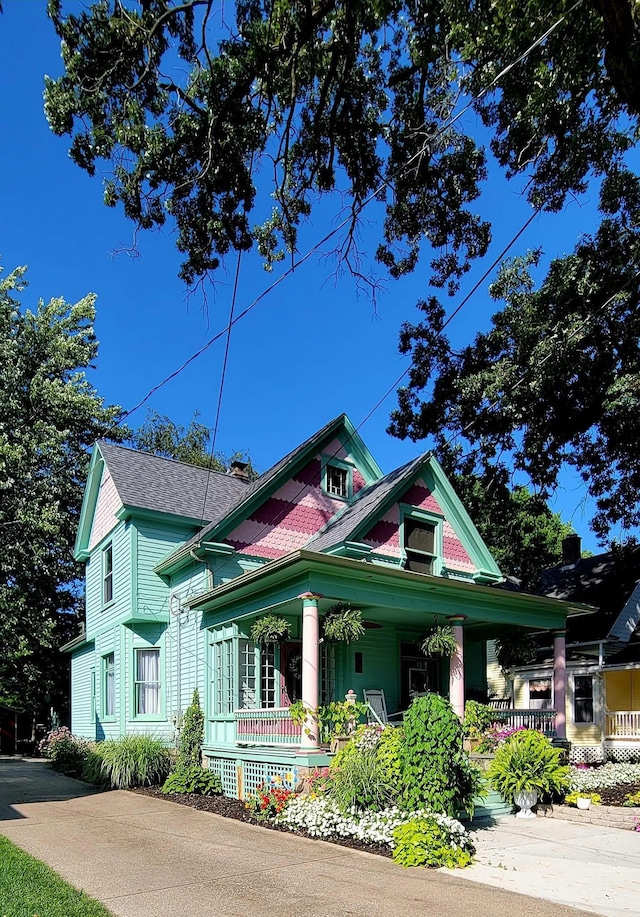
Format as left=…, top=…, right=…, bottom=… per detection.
left=330, top=735, right=351, bottom=754
left=514, top=789, right=538, bottom=818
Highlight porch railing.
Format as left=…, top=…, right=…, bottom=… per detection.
left=235, top=707, right=303, bottom=746
left=492, top=709, right=557, bottom=736
left=605, top=711, right=640, bottom=740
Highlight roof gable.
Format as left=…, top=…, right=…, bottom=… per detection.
left=157, top=414, right=382, bottom=572
left=305, top=453, right=503, bottom=583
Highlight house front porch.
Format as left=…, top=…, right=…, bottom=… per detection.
left=186, top=550, right=589, bottom=798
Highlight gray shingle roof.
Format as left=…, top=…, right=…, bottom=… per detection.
left=174, top=413, right=349, bottom=555
left=305, top=454, right=426, bottom=552
left=97, top=441, right=250, bottom=523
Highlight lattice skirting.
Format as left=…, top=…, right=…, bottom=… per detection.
left=207, top=755, right=302, bottom=799
left=605, top=745, right=640, bottom=763
left=570, top=746, right=605, bottom=764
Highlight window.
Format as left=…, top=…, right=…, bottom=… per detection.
left=239, top=639, right=257, bottom=709
left=102, top=544, right=113, bottom=604
left=354, top=651, right=363, bottom=675
left=90, top=668, right=96, bottom=724
left=134, top=648, right=161, bottom=716
left=574, top=675, right=594, bottom=724
left=529, top=677, right=553, bottom=710
left=326, top=463, right=349, bottom=498
left=212, top=638, right=234, bottom=715
left=103, top=653, right=115, bottom=718
left=261, top=644, right=277, bottom=708
left=404, top=518, right=437, bottom=574
left=321, top=643, right=336, bottom=704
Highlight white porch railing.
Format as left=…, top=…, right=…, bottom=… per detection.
left=605, top=711, right=640, bottom=740
left=235, top=707, right=303, bottom=746
left=492, top=709, right=557, bottom=736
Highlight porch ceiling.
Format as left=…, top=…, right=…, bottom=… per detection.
left=188, top=549, right=594, bottom=634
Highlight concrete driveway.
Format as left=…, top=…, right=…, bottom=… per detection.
left=0, top=759, right=602, bottom=917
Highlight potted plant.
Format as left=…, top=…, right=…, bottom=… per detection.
left=321, top=603, right=365, bottom=643
left=250, top=614, right=291, bottom=644
left=565, top=791, right=601, bottom=810
left=487, top=729, right=569, bottom=818
left=420, top=624, right=457, bottom=658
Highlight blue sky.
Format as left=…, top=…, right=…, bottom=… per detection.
left=0, top=1, right=618, bottom=552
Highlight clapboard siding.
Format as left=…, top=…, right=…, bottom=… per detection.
left=486, top=640, right=510, bottom=700
left=335, top=624, right=400, bottom=714
left=85, top=520, right=131, bottom=635
left=135, top=518, right=197, bottom=616
left=70, top=644, right=95, bottom=740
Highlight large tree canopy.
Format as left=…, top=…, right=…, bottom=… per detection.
left=0, top=265, right=125, bottom=720
left=43, top=0, right=640, bottom=537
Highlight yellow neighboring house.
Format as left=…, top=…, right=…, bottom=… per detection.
left=488, top=536, right=640, bottom=764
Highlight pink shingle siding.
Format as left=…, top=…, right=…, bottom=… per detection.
left=88, top=468, right=122, bottom=550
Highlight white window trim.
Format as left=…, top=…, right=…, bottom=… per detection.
left=102, top=543, right=114, bottom=606
left=321, top=455, right=353, bottom=501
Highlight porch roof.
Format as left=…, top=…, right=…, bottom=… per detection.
left=187, top=549, right=594, bottom=637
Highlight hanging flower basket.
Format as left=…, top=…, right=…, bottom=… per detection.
left=321, top=603, right=365, bottom=644
left=420, top=625, right=458, bottom=658
left=250, top=614, right=291, bottom=645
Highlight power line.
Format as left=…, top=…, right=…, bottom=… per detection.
left=119, top=0, right=582, bottom=422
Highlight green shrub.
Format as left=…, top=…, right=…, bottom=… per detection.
left=623, top=791, right=640, bottom=807
left=162, top=764, right=222, bottom=796
left=565, top=791, right=601, bottom=806
left=463, top=701, right=497, bottom=739
left=329, top=748, right=397, bottom=813
left=375, top=726, right=403, bottom=784
left=81, top=746, right=108, bottom=787
left=177, top=689, right=204, bottom=769
left=392, top=817, right=474, bottom=868
left=400, top=694, right=483, bottom=817
left=96, top=735, right=171, bottom=789
left=38, top=727, right=88, bottom=777
left=487, top=730, right=569, bottom=803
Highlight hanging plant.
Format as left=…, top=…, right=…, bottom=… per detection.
left=321, top=602, right=365, bottom=644
left=420, top=625, right=458, bottom=658
left=494, top=631, right=538, bottom=672
left=250, top=614, right=291, bottom=645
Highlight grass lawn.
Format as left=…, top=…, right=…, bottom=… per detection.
left=0, top=835, right=113, bottom=917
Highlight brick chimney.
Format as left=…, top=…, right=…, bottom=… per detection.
left=561, top=534, right=581, bottom=566
left=229, top=460, right=250, bottom=482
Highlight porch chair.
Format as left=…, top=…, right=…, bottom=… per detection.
left=363, top=689, right=405, bottom=726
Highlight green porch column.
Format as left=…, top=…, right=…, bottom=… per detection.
left=448, top=615, right=466, bottom=718
left=299, top=592, right=322, bottom=750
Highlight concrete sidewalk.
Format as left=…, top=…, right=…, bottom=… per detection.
left=454, top=815, right=640, bottom=917
left=0, top=760, right=605, bottom=917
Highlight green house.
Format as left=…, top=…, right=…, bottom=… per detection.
left=66, top=414, right=585, bottom=798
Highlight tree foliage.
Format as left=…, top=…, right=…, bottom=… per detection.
left=0, top=265, right=124, bottom=719
left=127, top=409, right=257, bottom=476
left=43, top=0, right=640, bottom=534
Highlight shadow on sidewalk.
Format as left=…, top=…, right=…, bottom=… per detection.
left=0, top=758, right=101, bottom=821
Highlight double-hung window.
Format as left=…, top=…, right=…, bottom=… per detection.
left=574, top=675, right=594, bottom=724
left=103, top=652, right=115, bottom=718
left=404, top=517, right=438, bottom=575
left=102, top=544, right=113, bottom=605
left=134, top=648, right=161, bottom=716
left=528, top=677, right=553, bottom=710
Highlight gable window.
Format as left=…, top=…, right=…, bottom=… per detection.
left=528, top=677, right=553, bottom=710
left=103, top=652, right=115, bottom=718
left=326, top=463, right=349, bottom=498
left=404, top=518, right=437, bottom=575
left=102, top=544, right=113, bottom=605
left=134, top=648, right=161, bottom=716
left=574, top=675, right=594, bottom=724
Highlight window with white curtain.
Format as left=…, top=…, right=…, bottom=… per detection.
left=135, top=648, right=161, bottom=716
left=103, top=652, right=115, bottom=717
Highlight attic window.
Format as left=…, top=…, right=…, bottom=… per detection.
left=404, top=518, right=437, bottom=575
left=326, top=463, right=349, bottom=498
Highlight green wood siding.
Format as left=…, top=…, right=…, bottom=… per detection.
left=85, top=520, right=131, bottom=635
left=135, top=518, right=197, bottom=618
left=70, top=643, right=96, bottom=739
left=335, top=624, right=401, bottom=714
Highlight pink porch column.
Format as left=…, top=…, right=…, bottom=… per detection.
left=448, top=615, right=466, bottom=718
left=300, top=592, right=322, bottom=750
left=553, top=629, right=567, bottom=739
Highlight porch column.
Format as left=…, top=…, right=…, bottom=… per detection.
left=300, top=592, right=322, bottom=750
left=448, top=615, right=466, bottom=718
left=553, top=629, right=567, bottom=739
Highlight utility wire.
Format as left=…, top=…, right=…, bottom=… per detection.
left=120, top=0, right=582, bottom=422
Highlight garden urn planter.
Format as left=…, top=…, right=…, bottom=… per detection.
left=576, top=796, right=591, bottom=810
left=514, top=789, right=538, bottom=818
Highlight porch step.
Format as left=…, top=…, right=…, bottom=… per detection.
left=465, top=789, right=513, bottom=823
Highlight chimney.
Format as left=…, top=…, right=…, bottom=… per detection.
left=562, top=534, right=581, bottom=566
left=229, top=459, right=250, bottom=482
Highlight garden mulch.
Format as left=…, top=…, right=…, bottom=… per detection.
left=590, top=781, right=640, bottom=806
left=132, top=787, right=393, bottom=857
